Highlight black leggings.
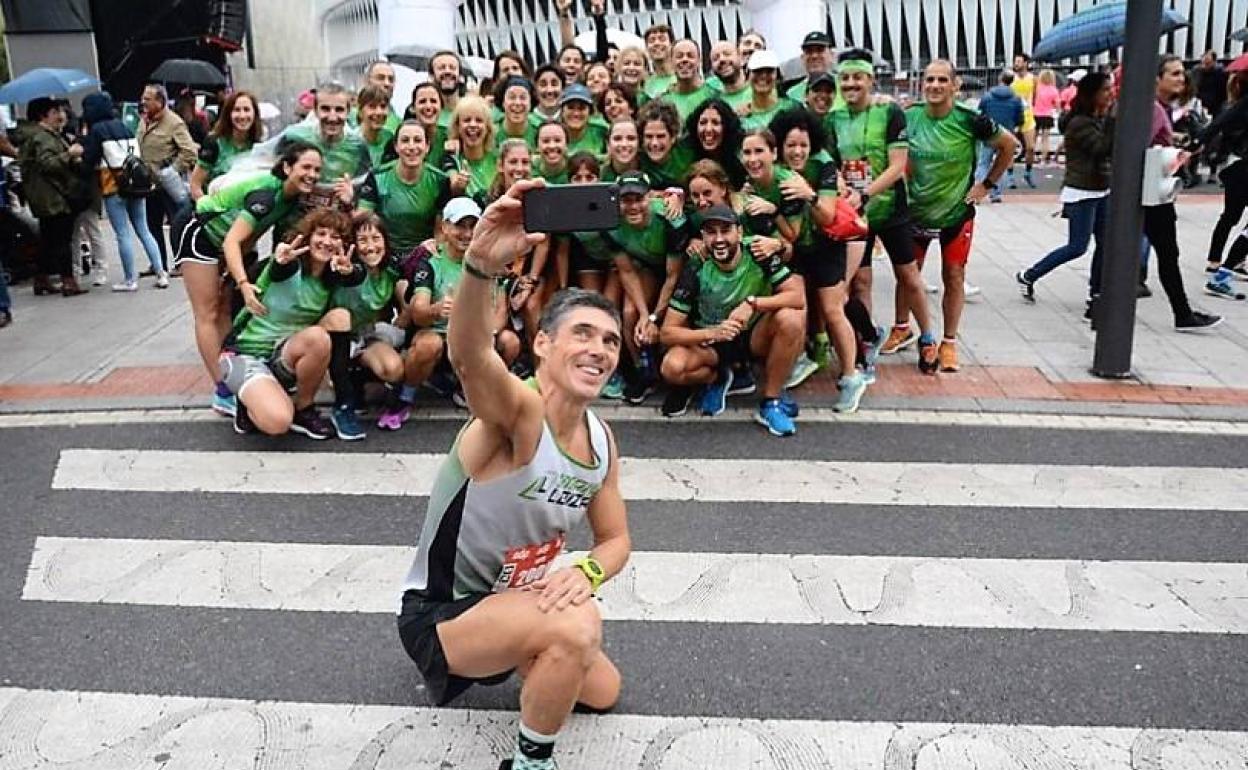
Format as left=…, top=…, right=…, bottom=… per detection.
left=1141, top=204, right=1192, bottom=321
left=37, top=213, right=75, bottom=277
left=1210, top=160, right=1248, bottom=268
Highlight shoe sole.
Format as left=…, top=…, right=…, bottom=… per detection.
left=833, top=388, right=865, bottom=414
left=1175, top=319, right=1224, bottom=333
left=784, top=366, right=819, bottom=389
left=726, top=383, right=756, bottom=396
left=212, top=403, right=237, bottom=418
left=661, top=406, right=688, bottom=418
left=1204, top=286, right=1246, bottom=301
left=288, top=424, right=332, bottom=440
left=753, top=412, right=795, bottom=436
left=881, top=337, right=918, bottom=355
left=333, top=426, right=367, bottom=441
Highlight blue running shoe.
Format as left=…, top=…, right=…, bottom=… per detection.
left=728, top=366, right=756, bottom=395
left=212, top=388, right=237, bottom=418
left=834, top=371, right=869, bottom=413
left=600, top=371, right=625, bottom=400
left=778, top=390, right=800, bottom=418
left=331, top=405, right=366, bottom=441
left=699, top=369, right=733, bottom=416
left=755, top=398, right=796, bottom=436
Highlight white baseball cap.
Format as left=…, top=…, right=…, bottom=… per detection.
left=748, top=49, right=781, bottom=72
left=1068, top=68, right=1088, bottom=83
left=442, top=197, right=482, bottom=224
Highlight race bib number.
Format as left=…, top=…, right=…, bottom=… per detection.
left=493, top=532, right=567, bottom=591
left=842, top=159, right=873, bottom=194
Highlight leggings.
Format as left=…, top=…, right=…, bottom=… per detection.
left=1141, top=203, right=1193, bottom=321
left=1209, top=160, right=1247, bottom=267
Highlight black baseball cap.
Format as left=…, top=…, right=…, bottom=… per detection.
left=698, top=204, right=738, bottom=227
left=616, top=172, right=650, bottom=196
left=807, top=71, right=837, bottom=90
left=802, top=31, right=832, bottom=49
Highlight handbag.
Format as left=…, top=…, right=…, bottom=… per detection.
left=821, top=196, right=869, bottom=241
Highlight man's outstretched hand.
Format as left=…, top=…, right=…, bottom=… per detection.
left=466, top=178, right=548, bottom=276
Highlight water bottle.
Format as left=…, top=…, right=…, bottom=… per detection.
left=638, top=346, right=654, bottom=381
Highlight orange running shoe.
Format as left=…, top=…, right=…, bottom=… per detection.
left=938, top=340, right=960, bottom=372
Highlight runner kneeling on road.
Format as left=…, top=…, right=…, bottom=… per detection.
left=219, top=208, right=362, bottom=439
left=397, top=178, right=631, bottom=770
left=659, top=204, right=806, bottom=435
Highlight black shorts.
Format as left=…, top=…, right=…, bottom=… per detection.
left=1035, top=115, right=1055, bottom=131
left=709, top=319, right=758, bottom=369
left=569, top=238, right=612, bottom=274
left=174, top=217, right=225, bottom=268
left=863, top=222, right=918, bottom=268
left=789, top=236, right=847, bottom=289
left=397, top=589, right=515, bottom=706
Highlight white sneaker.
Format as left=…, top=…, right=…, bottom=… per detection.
left=91, top=272, right=109, bottom=287
left=111, top=281, right=139, bottom=292
left=964, top=280, right=982, bottom=299
left=155, top=273, right=170, bottom=289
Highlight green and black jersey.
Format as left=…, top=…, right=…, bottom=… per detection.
left=331, top=257, right=401, bottom=332
left=195, top=173, right=300, bottom=249
left=604, top=197, right=690, bottom=269
left=231, top=259, right=362, bottom=357
left=196, top=136, right=254, bottom=183
left=749, top=164, right=838, bottom=246
left=670, top=248, right=791, bottom=329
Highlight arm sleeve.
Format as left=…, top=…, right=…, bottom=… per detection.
left=268, top=258, right=301, bottom=282
left=825, top=123, right=842, bottom=167
left=197, top=138, right=220, bottom=170
left=886, top=105, right=908, bottom=147
left=81, top=129, right=103, bottom=170
left=594, top=12, right=609, bottom=63
left=409, top=258, right=435, bottom=296
left=668, top=260, right=700, bottom=315
left=971, top=112, right=1000, bottom=142
left=666, top=217, right=692, bottom=255
left=356, top=171, right=381, bottom=211
left=816, top=160, right=839, bottom=196
left=1195, top=97, right=1248, bottom=145
left=762, top=254, right=793, bottom=288
left=173, top=122, right=199, bottom=173
left=327, top=263, right=367, bottom=288
left=237, top=186, right=279, bottom=229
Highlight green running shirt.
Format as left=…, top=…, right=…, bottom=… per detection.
left=196, top=173, right=299, bottom=249
left=826, top=101, right=909, bottom=230
left=904, top=103, right=1000, bottom=229
left=357, top=164, right=452, bottom=255
left=604, top=197, right=689, bottom=268
left=331, top=259, right=401, bottom=332
left=196, top=136, right=254, bottom=183
left=232, top=260, right=339, bottom=357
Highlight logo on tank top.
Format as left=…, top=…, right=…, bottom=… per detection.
left=517, top=471, right=601, bottom=509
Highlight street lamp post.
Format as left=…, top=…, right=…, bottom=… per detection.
left=1091, top=0, right=1164, bottom=378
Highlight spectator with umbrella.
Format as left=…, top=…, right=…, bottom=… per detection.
left=18, top=97, right=89, bottom=297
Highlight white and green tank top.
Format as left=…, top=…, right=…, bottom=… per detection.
left=400, top=408, right=611, bottom=604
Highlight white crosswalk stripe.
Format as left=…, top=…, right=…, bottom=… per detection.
left=52, top=448, right=1248, bottom=510
left=1, top=687, right=1246, bottom=770
left=23, top=537, right=1248, bottom=634
left=9, top=433, right=1248, bottom=768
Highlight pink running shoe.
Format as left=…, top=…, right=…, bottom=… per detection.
left=376, top=403, right=412, bottom=431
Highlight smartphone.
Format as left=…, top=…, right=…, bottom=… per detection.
left=523, top=183, right=619, bottom=233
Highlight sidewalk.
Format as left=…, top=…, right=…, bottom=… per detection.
left=2, top=198, right=1246, bottom=418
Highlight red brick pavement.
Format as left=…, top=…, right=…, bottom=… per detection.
left=3, top=363, right=1246, bottom=408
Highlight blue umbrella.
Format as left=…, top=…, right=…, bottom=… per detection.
left=1033, top=2, right=1188, bottom=62
left=0, top=68, right=99, bottom=104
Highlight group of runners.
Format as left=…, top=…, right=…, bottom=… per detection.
left=175, top=5, right=1025, bottom=444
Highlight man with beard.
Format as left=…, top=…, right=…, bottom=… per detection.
left=826, top=51, right=939, bottom=373
left=660, top=39, right=721, bottom=123
left=708, top=41, right=751, bottom=112
left=659, top=204, right=805, bottom=435
left=429, top=50, right=465, bottom=133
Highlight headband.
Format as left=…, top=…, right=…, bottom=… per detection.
left=838, top=59, right=875, bottom=77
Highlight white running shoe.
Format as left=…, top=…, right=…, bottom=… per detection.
left=111, top=281, right=139, bottom=292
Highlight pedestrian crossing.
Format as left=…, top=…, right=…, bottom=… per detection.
left=4, top=417, right=1248, bottom=768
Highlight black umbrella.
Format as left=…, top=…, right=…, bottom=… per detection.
left=150, top=59, right=226, bottom=88
left=1231, top=27, right=1248, bottom=43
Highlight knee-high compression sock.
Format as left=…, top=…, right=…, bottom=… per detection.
left=329, top=332, right=354, bottom=410
left=845, top=297, right=878, bottom=343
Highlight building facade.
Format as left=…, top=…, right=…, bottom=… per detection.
left=318, top=0, right=1247, bottom=81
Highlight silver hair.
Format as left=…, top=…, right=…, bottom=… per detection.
left=538, top=288, right=621, bottom=336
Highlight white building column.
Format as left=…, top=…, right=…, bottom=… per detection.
left=741, top=0, right=827, bottom=58
left=377, top=0, right=459, bottom=62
